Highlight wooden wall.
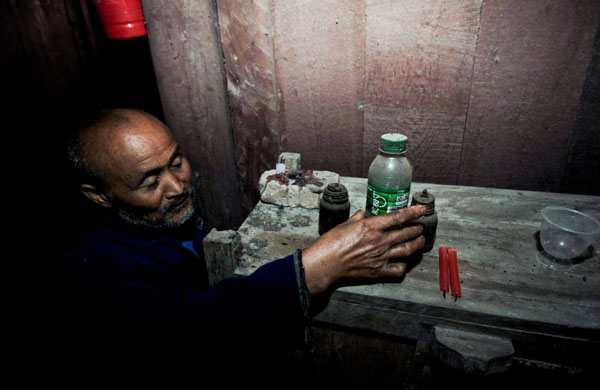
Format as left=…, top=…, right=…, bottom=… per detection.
left=460, top=1, right=599, bottom=192
left=4, top=0, right=164, bottom=254
left=4, top=0, right=599, bottom=235
left=214, top=0, right=599, bottom=217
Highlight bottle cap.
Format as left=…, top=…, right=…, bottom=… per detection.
left=323, top=183, right=349, bottom=204
left=411, top=189, right=435, bottom=214
left=380, top=133, right=407, bottom=154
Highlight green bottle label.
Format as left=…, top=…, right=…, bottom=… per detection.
left=366, top=183, right=411, bottom=215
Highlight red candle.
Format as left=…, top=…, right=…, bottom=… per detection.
left=448, top=248, right=461, bottom=299
left=439, top=246, right=449, bottom=295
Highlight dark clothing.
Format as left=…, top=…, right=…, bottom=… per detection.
left=56, top=216, right=311, bottom=385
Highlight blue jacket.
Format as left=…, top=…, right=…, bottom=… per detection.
left=58, top=216, right=311, bottom=382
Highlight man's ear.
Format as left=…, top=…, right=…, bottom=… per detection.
left=80, top=184, right=113, bottom=208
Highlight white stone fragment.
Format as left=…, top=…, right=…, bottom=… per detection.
left=278, top=152, right=302, bottom=171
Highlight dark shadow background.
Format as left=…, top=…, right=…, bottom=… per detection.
left=4, top=1, right=163, bottom=261
left=2, top=1, right=164, bottom=367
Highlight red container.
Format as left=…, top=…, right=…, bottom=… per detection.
left=93, top=0, right=147, bottom=39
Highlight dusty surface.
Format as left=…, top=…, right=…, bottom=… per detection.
left=237, top=177, right=600, bottom=334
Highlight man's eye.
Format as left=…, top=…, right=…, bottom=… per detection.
left=172, top=157, right=182, bottom=168
left=142, top=178, right=159, bottom=189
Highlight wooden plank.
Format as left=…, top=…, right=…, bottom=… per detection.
left=314, top=288, right=598, bottom=371
left=272, top=0, right=365, bottom=176
left=459, top=0, right=600, bottom=192
left=560, top=26, right=600, bottom=196
left=6, top=0, right=87, bottom=112
left=235, top=178, right=600, bottom=334
left=142, top=0, right=244, bottom=230
left=4, top=0, right=102, bottom=250
left=363, top=0, right=482, bottom=184
left=217, top=0, right=281, bottom=215
left=310, top=325, right=415, bottom=390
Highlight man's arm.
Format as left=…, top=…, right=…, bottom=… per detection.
left=302, top=205, right=426, bottom=295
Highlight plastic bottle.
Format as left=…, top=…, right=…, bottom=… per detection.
left=365, top=133, right=413, bottom=217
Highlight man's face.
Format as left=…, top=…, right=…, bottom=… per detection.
left=94, top=116, right=195, bottom=228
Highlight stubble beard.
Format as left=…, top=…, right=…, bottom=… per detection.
left=109, top=187, right=197, bottom=229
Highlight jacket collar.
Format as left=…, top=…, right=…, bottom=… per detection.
left=98, top=215, right=204, bottom=265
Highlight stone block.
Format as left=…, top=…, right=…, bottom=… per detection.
left=258, top=169, right=340, bottom=208
left=278, top=152, right=302, bottom=171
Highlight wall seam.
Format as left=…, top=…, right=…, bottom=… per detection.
left=458, top=0, right=484, bottom=185
left=212, top=0, right=245, bottom=227
left=361, top=0, right=368, bottom=175
left=268, top=0, right=282, bottom=156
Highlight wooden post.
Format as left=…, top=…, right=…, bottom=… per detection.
left=217, top=0, right=282, bottom=215
left=202, top=228, right=242, bottom=286
left=141, top=0, right=243, bottom=231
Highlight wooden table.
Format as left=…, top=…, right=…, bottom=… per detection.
left=230, top=177, right=600, bottom=383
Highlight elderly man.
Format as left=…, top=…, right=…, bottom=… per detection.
left=60, top=108, right=425, bottom=383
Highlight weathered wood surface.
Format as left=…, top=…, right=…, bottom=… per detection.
left=430, top=326, right=514, bottom=375
left=459, top=0, right=600, bottom=192
left=217, top=0, right=281, bottom=215
left=214, top=0, right=599, bottom=197
left=560, top=26, right=600, bottom=196
left=272, top=0, right=366, bottom=176
left=4, top=0, right=86, bottom=111
left=203, top=228, right=242, bottom=286
left=310, top=325, right=416, bottom=390
left=236, top=177, right=600, bottom=365
left=142, top=0, right=243, bottom=231
left=364, top=0, right=482, bottom=184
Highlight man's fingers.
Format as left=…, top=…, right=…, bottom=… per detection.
left=380, top=262, right=407, bottom=278
left=372, top=205, right=427, bottom=230
left=387, top=235, right=426, bottom=259
left=382, top=224, right=423, bottom=247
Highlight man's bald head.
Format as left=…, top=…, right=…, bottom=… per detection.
left=68, top=109, right=168, bottom=190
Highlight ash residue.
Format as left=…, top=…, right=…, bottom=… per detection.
left=246, top=209, right=287, bottom=231
left=248, top=238, right=268, bottom=250
left=290, top=215, right=311, bottom=227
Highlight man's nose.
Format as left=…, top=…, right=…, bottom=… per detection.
left=164, top=172, right=185, bottom=198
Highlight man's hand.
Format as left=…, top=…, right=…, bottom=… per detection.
left=302, top=206, right=426, bottom=295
